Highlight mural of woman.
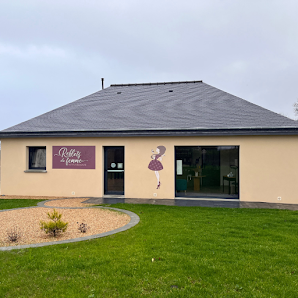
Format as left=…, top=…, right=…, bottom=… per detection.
left=148, top=145, right=166, bottom=189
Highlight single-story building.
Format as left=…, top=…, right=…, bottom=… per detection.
left=1, top=80, right=298, bottom=204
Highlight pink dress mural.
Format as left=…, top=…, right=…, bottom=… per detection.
left=148, top=146, right=166, bottom=189
left=148, top=154, right=163, bottom=171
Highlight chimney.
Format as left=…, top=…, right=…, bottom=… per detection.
left=101, top=78, right=104, bottom=89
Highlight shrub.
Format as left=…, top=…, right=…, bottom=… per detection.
left=7, top=227, right=22, bottom=242
left=77, top=222, right=88, bottom=233
left=40, top=209, right=68, bottom=237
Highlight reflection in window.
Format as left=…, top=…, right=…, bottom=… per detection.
left=29, top=147, right=46, bottom=170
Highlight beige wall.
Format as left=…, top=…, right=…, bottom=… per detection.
left=1, top=135, right=298, bottom=204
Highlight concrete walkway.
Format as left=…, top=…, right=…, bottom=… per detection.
left=83, top=197, right=298, bottom=211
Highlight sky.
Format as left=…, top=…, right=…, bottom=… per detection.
left=0, top=0, right=298, bottom=131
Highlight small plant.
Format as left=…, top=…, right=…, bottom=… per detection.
left=7, top=227, right=22, bottom=242
left=40, top=209, right=68, bottom=237
left=77, top=222, right=88, bottom=233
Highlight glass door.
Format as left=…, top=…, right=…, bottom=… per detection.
left=104, top=147, right=124, bottom=195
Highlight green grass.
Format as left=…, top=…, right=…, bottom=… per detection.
left=1, top=201, right=298, bottom=297
left=0, top=199, right=44, bottom=210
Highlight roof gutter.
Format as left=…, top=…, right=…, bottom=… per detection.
left=1, top=127, right=298, bottom=139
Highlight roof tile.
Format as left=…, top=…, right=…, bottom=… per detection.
left=2, top=81, right=298, bottom=133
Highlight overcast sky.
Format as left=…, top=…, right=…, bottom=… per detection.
left=0, top=0, right=298, bottom=131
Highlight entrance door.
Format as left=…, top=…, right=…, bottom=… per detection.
left=104, top=147, right=124, bottom=195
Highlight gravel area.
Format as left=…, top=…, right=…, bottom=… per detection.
left=0, top=207, right=130, bottom=247
left=44, top=198, right=94, bottom=208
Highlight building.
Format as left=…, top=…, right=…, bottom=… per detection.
left=1, top=80, right=298, bottom=204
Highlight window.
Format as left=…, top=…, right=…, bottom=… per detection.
left=28, top=147, right=46, bottom=170
left=175, top=146, right=239, bottom=199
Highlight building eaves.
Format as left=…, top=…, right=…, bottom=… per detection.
left=1, top=127, right=298, bottom=139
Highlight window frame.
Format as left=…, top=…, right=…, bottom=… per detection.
left=174, top=145, right=239, bottom=200
left=25, top=146, right=47, bottom=172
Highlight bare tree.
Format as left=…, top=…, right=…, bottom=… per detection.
left=294, top=99, right=298, bottom=119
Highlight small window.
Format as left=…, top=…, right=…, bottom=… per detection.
left=28, top=147, right=46, bottom=170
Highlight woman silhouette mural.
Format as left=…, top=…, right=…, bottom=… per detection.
left=148, top=146, right=166, bottom=189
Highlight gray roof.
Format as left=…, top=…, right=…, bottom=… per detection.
left=1, top=80, right=298, bottom=138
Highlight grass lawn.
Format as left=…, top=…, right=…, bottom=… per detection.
left=0, top=199, right=45, bottom=210
left=1, top=201, right=298, bottom=297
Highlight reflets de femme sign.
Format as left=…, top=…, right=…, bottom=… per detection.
left=52, top=146, right=95, bottom=169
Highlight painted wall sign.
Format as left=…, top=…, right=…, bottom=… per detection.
left=148, top=145, right=166, bottom=189
left=52, top=146, right=95, bottom=169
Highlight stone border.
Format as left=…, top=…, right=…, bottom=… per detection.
left=0, top=199, right=140, bottom=251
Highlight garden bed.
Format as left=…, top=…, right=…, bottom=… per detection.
left=0, top=206, right=130, bottom=247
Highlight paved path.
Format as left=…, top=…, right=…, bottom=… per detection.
left=83, top=197, right=298, bottom=211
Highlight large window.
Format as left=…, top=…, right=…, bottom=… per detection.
left=175, top=146, right=239, bottom=199
left=28, top=147, right=46, bottom=170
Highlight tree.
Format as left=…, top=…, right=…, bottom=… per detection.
left=293, top=99, right=298, bottom=119
left=40, top=209, right=68, bottom=237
